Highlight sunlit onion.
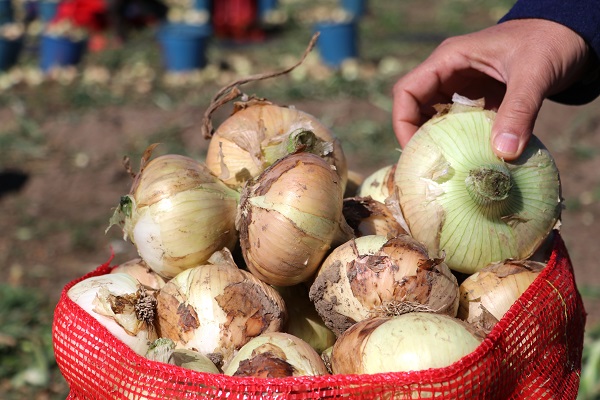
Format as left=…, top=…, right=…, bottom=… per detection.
left=394, top=94, right=562, bottom=274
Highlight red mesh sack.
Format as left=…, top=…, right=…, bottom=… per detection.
left=53, top=232, right=586, bottom=399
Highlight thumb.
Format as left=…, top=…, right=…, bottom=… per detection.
left=491, top=84, right=544, bottom=161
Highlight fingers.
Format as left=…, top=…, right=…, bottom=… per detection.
left=491, top=85, right=543, bottom=160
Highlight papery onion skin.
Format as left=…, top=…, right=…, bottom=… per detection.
left=111, top=258, right=166, bottom=290
left=342, top=196, right=408, bottom=238
left=67, top=274, right=156, bottom=355
left=206, top=103, right=348, bottom=190
left=309, top=234, right=459, bottom=337
left=110, top=154, right=240, bottom=279
left=156, top=250, right=287, bottom=368
left=458, top=259, right=545, bottom=334
left=356, top=164, right=396, bottom=203
left=331, top=313, right=482, bottom=374
left=222, top=332, right=329, bottom=378
left=237, top=152, right=353, bottom=286
left=395, top=98, right=561, bottom=274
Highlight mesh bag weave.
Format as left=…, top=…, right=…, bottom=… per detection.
left=53, top=233, right=586, bottom=399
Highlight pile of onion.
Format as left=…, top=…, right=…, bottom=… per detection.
left=394, top=95, right=561, bottom=274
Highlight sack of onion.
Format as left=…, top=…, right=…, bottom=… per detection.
left=52, top=51, right=584, bottom=397
left=53, top=232, right=584, bottom=398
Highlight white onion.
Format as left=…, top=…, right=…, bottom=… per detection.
left=67, top=273, right=157, bottom=355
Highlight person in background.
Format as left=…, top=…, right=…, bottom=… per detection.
left=392, top=1, right=600, bottom=161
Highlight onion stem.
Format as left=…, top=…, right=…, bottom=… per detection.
left=465, top=164, right=513, bottom=205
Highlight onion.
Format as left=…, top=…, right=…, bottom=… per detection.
left=458, top=259, right=545, bottom=334
left=67, top=273, right=157, bottom=355
left=237, top=152, right=354, bottom=286
left=156, top=249, right=287, bottom=368
left=110, top=258, right=166, bottom=290
left=205, top=101, right=348, bottom=190
left=309, top=234, right=459, bottom=337
left=342, top=196, right=408, bottom=238
left=331, top=313, right=482, bottom=374
left=222, top=332, right=329, bottom=377
left=145, top=338, right=220, bottom=373
left=356, top=164, right=396, bottom=203
left=273, top=284, right=336, bottom=354
left=108, top=153, right=240, bottom=279
left=394, top=94, right=562, bottom=274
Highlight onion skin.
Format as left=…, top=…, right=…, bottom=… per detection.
left=222, top=332, right=329, bottom=378
left=356, top=164, right=396, bottom=203
left=237, top=152, right=353, bottom=286
left=206, top=102, right=348, bottom=190
left=394, top=97, right=562, bottom=274
left=156, top=250, right=287, bottom=368
left=109, top=154, right=240, bottom=279
left=67, top=274, right=157, bottom=356
left=309, top=234, right=459, bottom=337
left=342, top=196, right=408, bottom=238
left=111, top=258, right=166, bottom=290
left=331, top=313, right=482, bottom=374
left=458, top=259, right=545, bottom=334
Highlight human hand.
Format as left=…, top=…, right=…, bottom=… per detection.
left=392, top=19, right=591, bottom=160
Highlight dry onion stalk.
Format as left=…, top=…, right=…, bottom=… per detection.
left=108, top=150, right=240, bottom=279
left=309, top=234, right=459, bottom=337
left=394, top=94, right=562, bottom=274
left=237, top=152, right=354, bottom=286
left=222, top=332, right=329, bottom=378
left=156, top=249, right=287, bottom=368
left=458, top=259, right=545, bottom=334
left=330, top=313, right=482, bottom=374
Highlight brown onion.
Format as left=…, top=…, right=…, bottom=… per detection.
left=222, top=332, right=329, bottom=378
left=206, top=102, right=347, bottom=190
left=156, top=249, right=287, bottom=368
left=237, top=152, right=354, bottom=286
left=309, top=234, right=459, bottom=336
left=458, top=259, right=545, bottom=334
left=331, top=313, right=482, bottom=374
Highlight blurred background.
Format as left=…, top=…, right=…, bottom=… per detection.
left=0, top=0, right=599, bottom=398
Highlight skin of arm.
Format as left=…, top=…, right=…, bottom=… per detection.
left=392, top=19, right=592, bottom=160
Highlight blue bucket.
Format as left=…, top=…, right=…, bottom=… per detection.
left=258, top=0, right=278, bottom=18
left=38, top=1, right=60, bottom=23
left=314, top=20, right=358, bottom=67
left=0, top=0, right=14, bottom=25
left=341, top=0, right=366, bottom=17
left=192, top=0, right=211, bottom=12
left=40, top=35, right=87, bottom=72
left=0, top=36, right=22, bottom=71
left=158, top=23, right=211, bottom=72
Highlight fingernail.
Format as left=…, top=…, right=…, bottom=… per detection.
left=493, top=132, right=519, bottom=156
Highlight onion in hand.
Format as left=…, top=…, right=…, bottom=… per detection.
left=394, top=95, right=561, bottom=274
